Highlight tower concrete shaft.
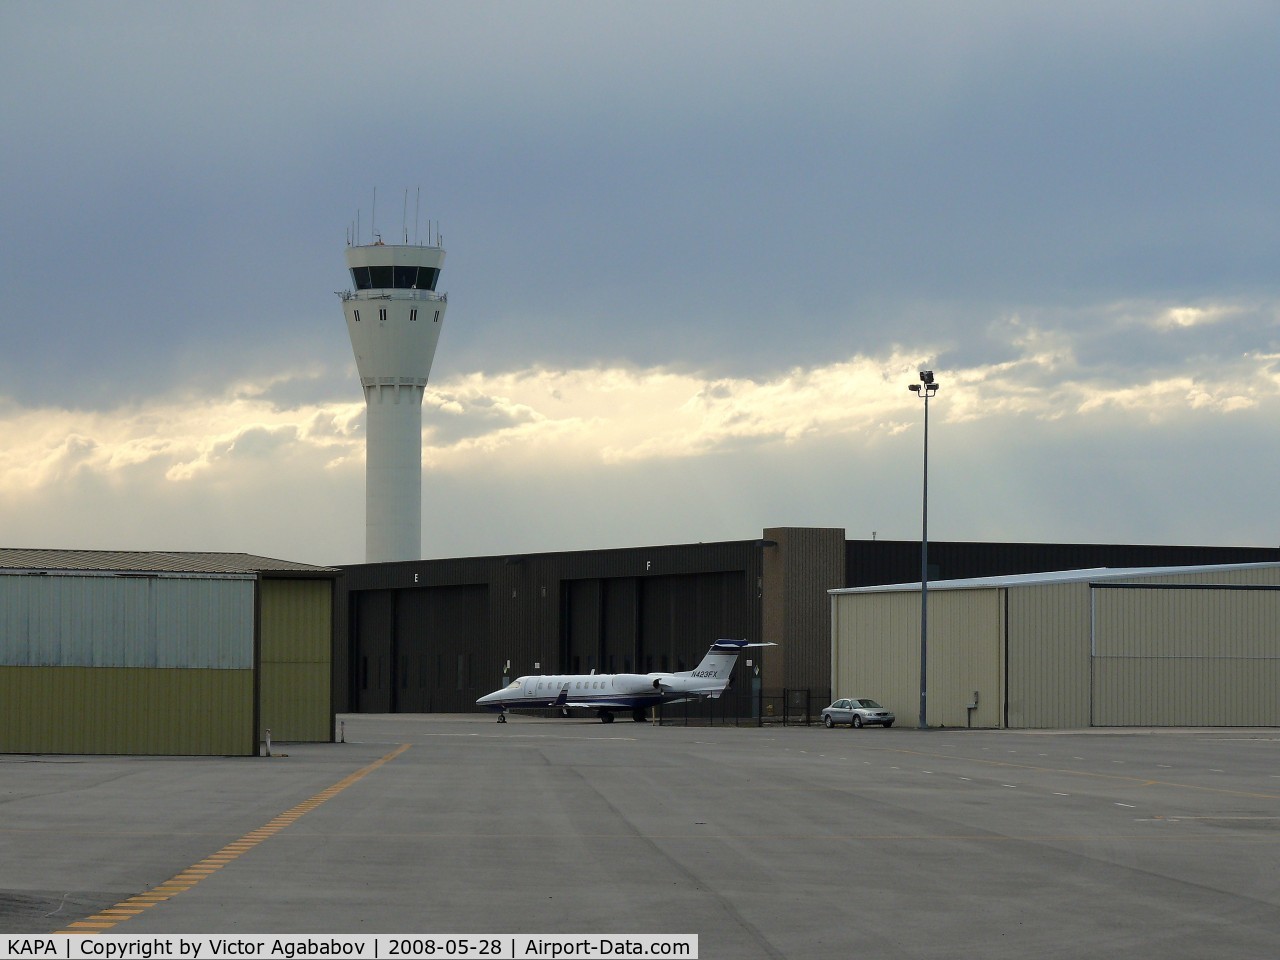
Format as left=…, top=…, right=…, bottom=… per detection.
left=339, top=241, right=447, bottom=562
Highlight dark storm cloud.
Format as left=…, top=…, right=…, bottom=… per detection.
left=4, top=1, right=1277, bottom=397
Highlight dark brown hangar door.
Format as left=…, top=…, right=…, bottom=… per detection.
left=395, top=583, right=489, bottom=713
left=601, top=577, right=640, bottom=674
left=563, top=579, right=602, bottom=675
left=353, top=590, right=394, bottom=712
left=396, top=588, right=434, bottom=712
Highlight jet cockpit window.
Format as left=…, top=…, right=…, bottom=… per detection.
left=506, top=680, right=522, bottom=690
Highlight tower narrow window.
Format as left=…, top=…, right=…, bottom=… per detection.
left=378, top=308, right=387, bottom=322
left=410, top=309, right=417, bottom=322
left=353, top=309, right=361, bottom=322
left=434, top=310, right=440, bottom=323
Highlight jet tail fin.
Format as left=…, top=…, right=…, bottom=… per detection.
left=666, top=639, right=777, bottom=696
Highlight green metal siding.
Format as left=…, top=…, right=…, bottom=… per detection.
left=0, top=666, right=253, bottom=755
left=258, top=579, right=333, bottom=742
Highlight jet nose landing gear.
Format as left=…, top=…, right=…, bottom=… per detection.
left=497, top=711, right=507, bottom=723
left=597, top=710, right=615, bottom=723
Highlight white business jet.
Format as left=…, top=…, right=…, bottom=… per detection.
left=476, top=639, right=774, bottom=723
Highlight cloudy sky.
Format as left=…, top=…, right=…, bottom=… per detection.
left=3, top=1, right=1278, bottom=566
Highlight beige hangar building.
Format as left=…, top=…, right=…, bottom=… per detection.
left=830, top=562, right=1280, bottom=729
left=0, top=549, right=337, bottom=755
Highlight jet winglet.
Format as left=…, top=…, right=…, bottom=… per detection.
left=710, top=639, right=778, bottom=651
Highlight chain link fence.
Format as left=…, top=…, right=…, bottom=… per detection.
left=655, top=687, right=831, bottom=726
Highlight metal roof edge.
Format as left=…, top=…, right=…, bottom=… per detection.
left=828, top=561, right=1280, bottom=595
left=0, top=548, right=337, bottom=575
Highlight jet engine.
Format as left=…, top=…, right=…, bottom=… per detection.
left=610, top=674, right=664, bottom=695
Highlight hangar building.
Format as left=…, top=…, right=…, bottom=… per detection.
left=0, top=550, right=337, bottom=755
left=831, top=562, right=1280, bottom=728
left=335, top=529, right=1279, bottom=719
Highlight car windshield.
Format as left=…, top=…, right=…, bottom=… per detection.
left=854, top=699, right=882, bottom=708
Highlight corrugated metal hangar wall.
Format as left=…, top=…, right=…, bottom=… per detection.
left=0, top=552, right=337, bottom=755
left=831, top=563, right=1280, bottom=728
left=336, top=530, right=1280, bottom=718
left=336, top=533, right=811, bottom=714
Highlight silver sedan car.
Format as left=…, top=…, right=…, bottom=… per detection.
left=821, top=698, right=895, bottom=728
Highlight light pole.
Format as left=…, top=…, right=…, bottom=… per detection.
left=908, top=370, right=940, bottom=729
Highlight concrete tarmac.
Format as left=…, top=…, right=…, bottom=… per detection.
left=3, top=714, right=1279, bottom=958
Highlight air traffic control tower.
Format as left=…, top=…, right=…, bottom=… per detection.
left=339, top=237, right=447, bottom=562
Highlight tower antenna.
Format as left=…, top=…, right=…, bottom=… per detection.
left=414, top=187, right=421, bottom=245
left=402, top=188, right=409, bottom=244
left=371, top=187, right=377, bottom=242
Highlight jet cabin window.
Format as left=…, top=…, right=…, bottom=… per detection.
left=351, top=265, right=440, bottom=291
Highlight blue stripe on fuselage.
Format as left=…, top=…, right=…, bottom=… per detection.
left=491, top=694, right=664, bottom=711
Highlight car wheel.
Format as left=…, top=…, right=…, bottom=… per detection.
left=823, top=715, right=834, bottom=728
left=853, top=715, right=864, bottom=728
left=884, top=721, right=893, bottom=728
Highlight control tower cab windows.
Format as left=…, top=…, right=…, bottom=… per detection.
left=350, top=265, right=441, bottom=292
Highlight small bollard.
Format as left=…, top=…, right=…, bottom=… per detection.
left=263, top=728, right=272, bottom=757
left=339, top=720, right=346, bottom=743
